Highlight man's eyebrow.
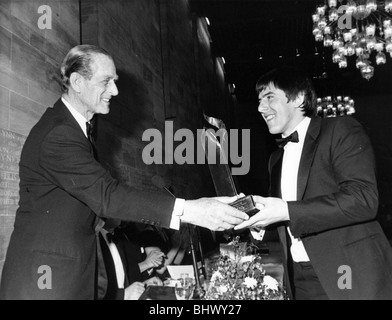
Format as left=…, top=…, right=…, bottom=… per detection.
left=103, top=75, right=119, bottom=81
left=261, top=91, right=274, bottom=98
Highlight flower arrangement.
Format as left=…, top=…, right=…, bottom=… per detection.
left=203, top=237, right=288, bottom=300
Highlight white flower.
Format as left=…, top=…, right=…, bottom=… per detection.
left=210, top=271, right=223, bottom=282
left=244, top=277, right=258, bottom=289
left=263, top=275, right=279, bottom=291
left=239, top=255, right=255, bottom=264
left=219, top=285, right=228, bottom=293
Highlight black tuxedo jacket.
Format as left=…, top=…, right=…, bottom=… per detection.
left=0, top=99, right=175, bottom=300
left=99, top=232, right=145, bottom=300
left=269, top=116, right=392, bottom=300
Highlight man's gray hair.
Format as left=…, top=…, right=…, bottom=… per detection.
left=60, top=44, right=112, bottom=93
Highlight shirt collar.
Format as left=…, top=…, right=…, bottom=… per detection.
left=61, top=97, right=88, bottom=138
left=283, top=117, right=311, bottom=145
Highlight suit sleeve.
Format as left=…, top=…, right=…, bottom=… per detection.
left=38, top=124, right=175, bottom=228
left=114, top=288, right=125, bottom=300
left=288, top=117, right=379, bottom=237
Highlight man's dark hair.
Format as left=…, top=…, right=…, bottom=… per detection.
left=256, top=66, right=317, bottom=117
left=60, top=44, right=112, bottom=93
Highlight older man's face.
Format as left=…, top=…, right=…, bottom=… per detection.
left=78, top=54, right=119, bottom=117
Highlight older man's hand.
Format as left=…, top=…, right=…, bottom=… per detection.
left=181, top=196, right=249, bottom=231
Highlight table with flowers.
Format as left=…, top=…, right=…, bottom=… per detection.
left=202, top=237, right=287, bottom=300
left=140, top=237, right=287, bottom=300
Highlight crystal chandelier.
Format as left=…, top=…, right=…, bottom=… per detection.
left=312, top=0, right=392, bottom=80
left=316, top=96, right=356, bottom=117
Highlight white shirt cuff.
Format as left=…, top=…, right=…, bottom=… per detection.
left=170, top=198, right=185, bottom=230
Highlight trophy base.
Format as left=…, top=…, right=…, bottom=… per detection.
left=229, top=195, right=259, bottom=217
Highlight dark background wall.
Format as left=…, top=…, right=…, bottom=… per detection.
left=355, top=94, right=392, bottom=241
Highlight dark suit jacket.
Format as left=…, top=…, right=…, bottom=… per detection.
left=99, top=232, right=145, bottom=300
left=99, top=233, right=127, bottom=301
left=0, top=99, right=175, bottom=300
left=269, top=116, right=392, bottom=300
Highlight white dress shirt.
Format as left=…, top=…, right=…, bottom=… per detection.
left=281, top=117, right=311, bottom=262
left=62, top=97, right=88, bottom=138
left=100, top=229, right=125, bottom=288
left=61, top=97, right=183, bottom=230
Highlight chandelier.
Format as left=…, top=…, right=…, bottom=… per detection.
left=312, top=0, right=392, bottom=80
left=316, top=96, right=356, bottom=117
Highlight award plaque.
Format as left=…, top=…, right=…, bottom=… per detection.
left=201, top=115, right=259, bottom=217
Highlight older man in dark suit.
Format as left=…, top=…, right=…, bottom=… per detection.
left=236, top=66, right=392, bottom=300
left=0, top=45, right=248, bottom=300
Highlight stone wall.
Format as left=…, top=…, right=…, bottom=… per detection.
left=0, top=0, right=80, bottom=282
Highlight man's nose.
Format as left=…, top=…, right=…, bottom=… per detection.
left=109, top=80, right=119, bottom=96
left=258, top=102, right=269, bottom=113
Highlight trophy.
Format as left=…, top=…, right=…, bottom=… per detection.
left=201, top=114, right=259, bottom=217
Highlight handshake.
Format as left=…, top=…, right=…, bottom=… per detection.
left=227, top=195, right=260, bottom=217
left=181, top=194, right=290, bottom=232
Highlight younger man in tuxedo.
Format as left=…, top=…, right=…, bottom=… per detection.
left=236, top=66, right=392, bottom=300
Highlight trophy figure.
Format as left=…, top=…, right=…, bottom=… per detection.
left=201, top=114, right=259, bottom=216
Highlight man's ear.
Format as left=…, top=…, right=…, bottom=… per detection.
left=69, top=72, right=83, bottom=94
left=294, top=92, right=305, bottom=108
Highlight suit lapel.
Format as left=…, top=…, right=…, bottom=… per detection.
left=115, top=240, right=130, bottom=288
left=269, top=149, right=290, bottom=260
left=269, top=148, right=284, bottom=198
left=53, top=98, right=91, bottom=147
left=297, top=117, right=322, bottom=200
left=96, top=233, right=109, bottom=300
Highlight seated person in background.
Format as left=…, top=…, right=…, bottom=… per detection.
left=140, top=225, right=188, bottom=280
left=138, top=246, right=167, bottom=278
left=99, top=220, right=164, bottom=300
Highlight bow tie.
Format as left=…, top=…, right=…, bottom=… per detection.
left=275, top=131, right=299, bottom=148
